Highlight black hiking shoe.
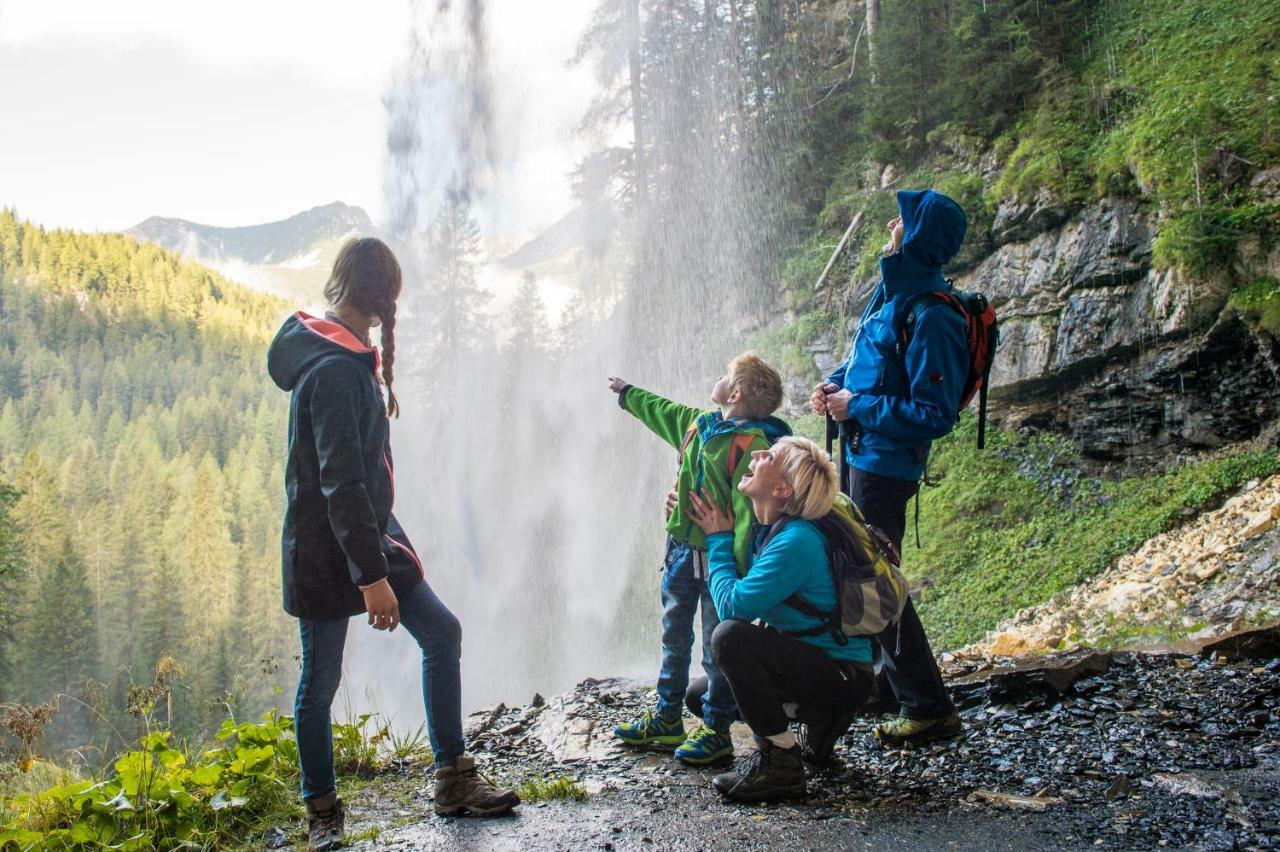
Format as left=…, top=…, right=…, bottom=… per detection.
left=305, top=792, right=345, bottom=851
left=798, top=709, right=857, bottom=768
left=712, top=739, right=807, bottom=803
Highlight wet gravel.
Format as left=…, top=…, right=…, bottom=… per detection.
left=348, top=632, right=1280, bottom=851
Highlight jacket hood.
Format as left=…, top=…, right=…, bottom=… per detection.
left=267, top=311, right=380, bottom=391
left=897, top=189, right=967, bottom=269
left=697, top=412, right=793, bottom=444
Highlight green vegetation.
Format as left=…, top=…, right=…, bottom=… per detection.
left=0, top=711, right=300, bottom=850
left=1229, top=278, right=1280, bottom=335
left=0, top=209, right=293, bottom=753
left=996, top=0, right=1280, bottom=272
left=908, top=418, right=1280, bottom=648
left=749, top=310, right=838, bottom=381
left=782, top=0, right=1280, bottom=302
left=513, top=774, right=587, bottom=804
left=0, top=677, right=425, bottom=851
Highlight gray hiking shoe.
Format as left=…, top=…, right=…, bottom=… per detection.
left=305, top=791, right=345, bottom=851
left=433, top=755, right=520, bottom=816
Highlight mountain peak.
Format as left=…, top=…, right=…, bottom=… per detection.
left=126, top=202, right=374, bottom=266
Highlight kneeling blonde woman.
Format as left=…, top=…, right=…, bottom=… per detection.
left=687, top=436, right=874, bottom=803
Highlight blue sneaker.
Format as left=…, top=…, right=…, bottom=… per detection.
left=614, top=709, right=685, bottom=746
left=674, top=725, right=734, bottom=765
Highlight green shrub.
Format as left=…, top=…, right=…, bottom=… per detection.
left=0, top=709, right=417, bottom=850
left=0, top=712, right=300, bottom=850
left=908, top=418, right=1280, bottom=648
left=1229, top=277, right=1280, bottom=335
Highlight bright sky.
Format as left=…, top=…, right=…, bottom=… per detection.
left=0, top=1, right=597, bottom=236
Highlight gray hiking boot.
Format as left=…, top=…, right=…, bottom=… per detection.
left=305, top=791, right=345, bottom=851
left=433, top=755, right=520, bottom=816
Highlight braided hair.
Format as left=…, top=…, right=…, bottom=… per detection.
left=323, top=237, right=404, bottom=417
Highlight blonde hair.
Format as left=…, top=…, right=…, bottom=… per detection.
left=324, top=237, right=404, bottom=417
left=728, top=352, right=784, bottom=420
left=775, top=436, right=839, bottom=520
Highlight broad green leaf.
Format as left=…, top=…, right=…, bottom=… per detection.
left=190, top=763, right=222, bottom=786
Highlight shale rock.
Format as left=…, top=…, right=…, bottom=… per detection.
left=960, top=475, right=1280, bottom=660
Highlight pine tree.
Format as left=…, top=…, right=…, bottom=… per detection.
left=139, top=554, right=183, bottom=672
left=422, top=183, right=491, bottom=369
left=19, top=538, right=97, bottom=749
left=166, top=455, right=235, bottom=653
left=0, top=482, right=26, bottom=697
left=505, top=271, right=552, bottom=355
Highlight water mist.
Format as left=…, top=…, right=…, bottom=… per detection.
left=338, top=0, right=789, bottom=728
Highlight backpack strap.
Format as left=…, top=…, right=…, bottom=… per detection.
left=677, top=423, right=697, bottom=465
left=898, top=288, right=964, bottom=351
left=727, top=432, right=755, bottom=480
left=765, top=514, right=849, bottom=646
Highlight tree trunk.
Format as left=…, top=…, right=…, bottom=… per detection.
left=625, top=0, right=649, bottom=209
left=866, top=0, right=880, bottom=84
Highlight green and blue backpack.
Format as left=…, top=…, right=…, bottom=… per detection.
left=762, top=493, right=911, bottom=642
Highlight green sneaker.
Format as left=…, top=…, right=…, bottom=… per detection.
left=873, top=710, right=962, bottom=748
left=614, top=709, right=685, bottom=746
left=673, top=725, right=734, bottom=765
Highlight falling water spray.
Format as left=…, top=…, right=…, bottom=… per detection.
left=339, top=0, right=790, bottom=727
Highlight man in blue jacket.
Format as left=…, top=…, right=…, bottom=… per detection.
left=810, top=189, right=967, bottom=746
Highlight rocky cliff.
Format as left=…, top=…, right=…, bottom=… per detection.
left=966, top=186, right=1280, bottom=466
left=818, top=175, right=1280, bottom=469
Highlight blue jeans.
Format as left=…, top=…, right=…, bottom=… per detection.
left=655, top=538, right=737, bottom=733
left=294, top=578, right=465, bottom=800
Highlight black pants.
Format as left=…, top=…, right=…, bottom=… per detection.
left=848, top=468, right=955, bottom=720
left=689, top=620, right=873, bottom=738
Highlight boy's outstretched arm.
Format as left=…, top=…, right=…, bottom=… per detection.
left=608, top=377, right=703, bottom=450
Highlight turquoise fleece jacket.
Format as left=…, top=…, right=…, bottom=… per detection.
left=706, top=522, right=872, bottom=665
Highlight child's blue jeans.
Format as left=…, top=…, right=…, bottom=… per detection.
left=656, top=537, right=737, bottom=733
left=294, top=578, right=466, bottom=801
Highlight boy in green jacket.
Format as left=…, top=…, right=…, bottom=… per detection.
left=607, top=353, right=791, bottom=764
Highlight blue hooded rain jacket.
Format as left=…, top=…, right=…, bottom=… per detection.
left=827, top=189, right=969, bottom=482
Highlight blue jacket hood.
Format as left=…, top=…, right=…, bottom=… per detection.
left=898, top=189, right=967, bottom=269
left=696, top=412, right=793, bottom=444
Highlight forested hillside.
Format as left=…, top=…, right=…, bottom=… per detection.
left=748, top=0, right=1280, bottom=648
left=0, top=209, right=294, bottom=753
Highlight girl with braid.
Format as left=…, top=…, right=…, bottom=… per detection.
left=268, top=237, right=518, bottom=850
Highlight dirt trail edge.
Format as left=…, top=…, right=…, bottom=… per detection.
left=340, top=625, right=1280, bottom=851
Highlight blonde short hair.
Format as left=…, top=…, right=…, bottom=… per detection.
left=775, top=436, right=839, bottom=520
left=728, top=352, right=784, bottom=420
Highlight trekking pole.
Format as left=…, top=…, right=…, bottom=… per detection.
left=826, top=413, right=849, bottom=495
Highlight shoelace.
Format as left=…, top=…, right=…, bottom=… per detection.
left=311, top=807, right=341, bottom=834
left=457, top=763, right=505, bottom=794
left=733, top=750, right=763, bottom=778
left=687, top=726, right=721, bottom=745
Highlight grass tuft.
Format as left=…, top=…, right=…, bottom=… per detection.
left=514, top=774, right=588, bottom=804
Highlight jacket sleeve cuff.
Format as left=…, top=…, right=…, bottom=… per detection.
left=350, top=558, right=390, bottom=589
left=847, top=393, right=873, bottom=425
left=706, top=532, right=735, bottom=573
left=617, top=385, right=632, bottom=409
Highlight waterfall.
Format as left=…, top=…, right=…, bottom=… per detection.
left=339, top=0, right=786, bottom=726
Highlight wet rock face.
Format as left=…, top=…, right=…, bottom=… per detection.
left=824, top=194, right=1278, bottom=463
left=937, top=196, right=1278, bottom=463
